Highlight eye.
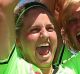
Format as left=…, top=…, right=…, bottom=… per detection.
left=46, top=25, right=54, bottom=32
left=67, top=18, right=78, bottom=25
left=29, top=27, right=40, bottom=34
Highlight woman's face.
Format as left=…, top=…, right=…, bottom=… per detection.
left=63, top=4, right=80, bottom=50
left=19, top=8, right=57, bottom=68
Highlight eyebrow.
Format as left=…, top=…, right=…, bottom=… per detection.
left=72, top=11, right=80, bottom=18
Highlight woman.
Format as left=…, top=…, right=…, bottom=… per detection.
left=59, top=0, right=80, bottom=51
left=14, top=1, right=61, bottom=74
left=57, top=0, right=80, bottom=74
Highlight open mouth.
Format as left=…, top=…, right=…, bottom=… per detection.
left=76, top=32, right=80, bottom=44
left=36, top=43, right=51, bottom=56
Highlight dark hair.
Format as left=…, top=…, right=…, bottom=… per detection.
left=15, top=2, right=51, bottom=29
left=15, top=2, right=53, bottom=36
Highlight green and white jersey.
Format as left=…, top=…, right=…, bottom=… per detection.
left=0, top=46, right=42, bottom=74
left=53, top=44, right=73, bottom=67
left=56, top=51, right=80, bottom=74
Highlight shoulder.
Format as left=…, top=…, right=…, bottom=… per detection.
left=56, top=65, right=75, bottom=74
left=56, top=52, right=80, bottom=74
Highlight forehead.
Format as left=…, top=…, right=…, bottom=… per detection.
left=22, top=7, right=54, bottom=28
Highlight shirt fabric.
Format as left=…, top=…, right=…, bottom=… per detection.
left=56, top=51, right=80, bottom=74
left=0, top=46, right=42, bottom=74
left=53, top=44, right=73, bottom=67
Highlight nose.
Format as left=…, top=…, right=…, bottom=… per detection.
left=40, top=28, right=49, bottom=39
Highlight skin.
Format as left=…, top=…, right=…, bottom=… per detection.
left=40, top=0, right=63, bottom=63
left=0, top=0, right=18, bottom=60
left=18, top=7, right=57, bottom=74
left=61, top=2, right=80, bottom=50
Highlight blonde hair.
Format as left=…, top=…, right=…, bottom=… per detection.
left=60, top=0, right=80, bottom=25
left=62, top=0, right=79, bottom=9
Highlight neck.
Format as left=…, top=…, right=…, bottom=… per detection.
left=41, top=66, right=53, bottom=74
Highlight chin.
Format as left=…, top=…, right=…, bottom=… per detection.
left=36, top=59, right=52, bottom=68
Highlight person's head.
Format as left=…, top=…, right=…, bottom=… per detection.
left=60, top=0, right=80, bottom=50
left=0, top=0, right=18, bottom=60
left=15, top=2, right=59, bottom=69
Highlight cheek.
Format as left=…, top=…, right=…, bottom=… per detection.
left=50, top=32, right=57, bottom=41
left=25, top=33, right=39, bottom=42
left=49, top=32, right=57, bottom=48
left=50, top=32, right=57, bottom=53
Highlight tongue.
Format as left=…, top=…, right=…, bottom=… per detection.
left=37, top=46, right=50, bottom=55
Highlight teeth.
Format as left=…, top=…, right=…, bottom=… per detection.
left=37, top=43, right=49, bottom=47
left=77, top=32, right=80, bottom=36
